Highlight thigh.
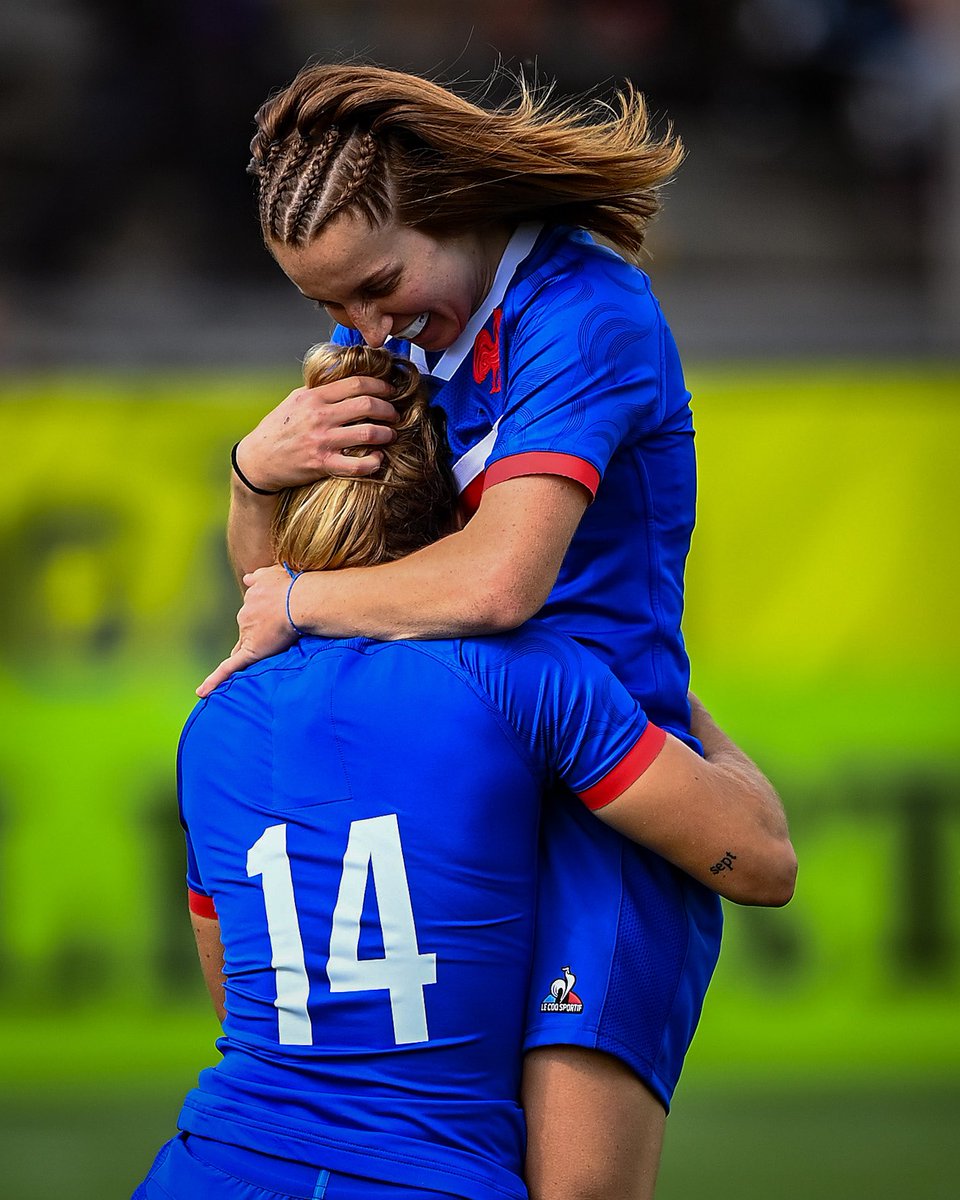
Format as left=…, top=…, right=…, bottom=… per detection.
left=524, top=788, right=723, bottom=1108
left=522, top=1047, right=665, bottom=1200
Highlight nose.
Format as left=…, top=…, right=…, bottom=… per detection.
left=348, top=304, right=391, bottom=349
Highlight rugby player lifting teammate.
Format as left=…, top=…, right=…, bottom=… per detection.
left=199, top=65, right=794, bottom=1200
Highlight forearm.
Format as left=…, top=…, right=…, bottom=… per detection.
left=292, top=527, right=536, bottom=639
left=690, top=694, right=790, bottom=845
left=227, top=478, right=278, bottom=588
left=290, top=475, right=587, bottom=640
left=597, top=731, right=797, bottom=907
left=191, top=913, right=226, bottom=1023
left=198, top=475, right=587, bottom=695
left=687, top=757, right=796, bottom=906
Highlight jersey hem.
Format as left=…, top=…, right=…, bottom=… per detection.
left=178, top=1100, right=526, bottom=1200
left=522, top=1023, right=673, bottom=1111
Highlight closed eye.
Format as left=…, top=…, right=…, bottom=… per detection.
left=309, top=268, right=400, bottom=312
left=360, top=273, right=400, bottom=301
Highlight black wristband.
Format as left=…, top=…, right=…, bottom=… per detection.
left=231, top=442, right=280, bottom=496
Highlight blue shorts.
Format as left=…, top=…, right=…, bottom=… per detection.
left=133, top=1134, right=464, bottom=1200
left=524, top=785, right=723, bottom=1109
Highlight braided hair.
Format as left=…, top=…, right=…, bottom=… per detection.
left=249, top=64, right=684, bottom=258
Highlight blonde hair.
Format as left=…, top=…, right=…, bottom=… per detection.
left=249, top=64, right=683, bottom=259
left=272, top=344, right=458, bottom=572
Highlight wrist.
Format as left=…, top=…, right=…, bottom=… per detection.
left=285, top=568, right=317, bottom=636
left=231, top=469, right=278, bottom=508
left=283, top=568, right=307, bottom=638
left=231, top=439, right=280, bottom=497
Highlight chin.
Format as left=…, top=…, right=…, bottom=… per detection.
left=420, top=319, right=460, bottom=352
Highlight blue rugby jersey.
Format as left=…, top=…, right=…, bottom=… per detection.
left=334, top=224, right=698, bottom=740
left=334, top=225, right=723, bottom=1104
left=178, top=625, right=664, bottom=1200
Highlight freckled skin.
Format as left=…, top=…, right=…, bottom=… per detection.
left=270, top=214, right=512, bottom=352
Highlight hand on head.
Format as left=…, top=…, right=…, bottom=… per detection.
left=233, top=373, right=398, bottom=497
left=203, top=342, right=458, bottom=695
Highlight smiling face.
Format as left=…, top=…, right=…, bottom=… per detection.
left=270, top=214, right=511, bottom=353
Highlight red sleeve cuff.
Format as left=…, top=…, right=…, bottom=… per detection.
left=577, top=723, right=667, bottom=810
left=483, top=452, right=601, bottom=498
left=188, top=889, right=218, bottom=919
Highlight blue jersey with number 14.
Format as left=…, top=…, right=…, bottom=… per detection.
left=177, top=625, right=665, bottom=1200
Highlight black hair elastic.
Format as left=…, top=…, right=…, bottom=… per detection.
left=231, top=442, right=280, bottom=496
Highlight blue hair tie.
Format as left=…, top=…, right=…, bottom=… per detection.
left=282, top=562, right=306, bottom=638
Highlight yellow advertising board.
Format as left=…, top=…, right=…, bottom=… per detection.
left=0, top=366, right=957, bottom=1087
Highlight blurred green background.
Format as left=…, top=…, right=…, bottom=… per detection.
left=1, top=363, right=957, bottom=1198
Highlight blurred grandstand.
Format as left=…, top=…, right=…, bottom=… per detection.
left=0, top=0, right=957, bottom=364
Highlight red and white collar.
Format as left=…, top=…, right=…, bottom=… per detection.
left=409, top=223, right=543, bottom=380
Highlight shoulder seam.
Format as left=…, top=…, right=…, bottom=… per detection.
left=393, top=641, right=546, bottom=787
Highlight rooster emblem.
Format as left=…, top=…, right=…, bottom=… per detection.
left=472, top=308, right=503, bottom=393
left=549, top=966, right=577, bottom=1005
left=541, top=964, right=583, bottom=1012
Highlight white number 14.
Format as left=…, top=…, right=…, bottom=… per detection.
left=246, top=815, right=437, bottom=1047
